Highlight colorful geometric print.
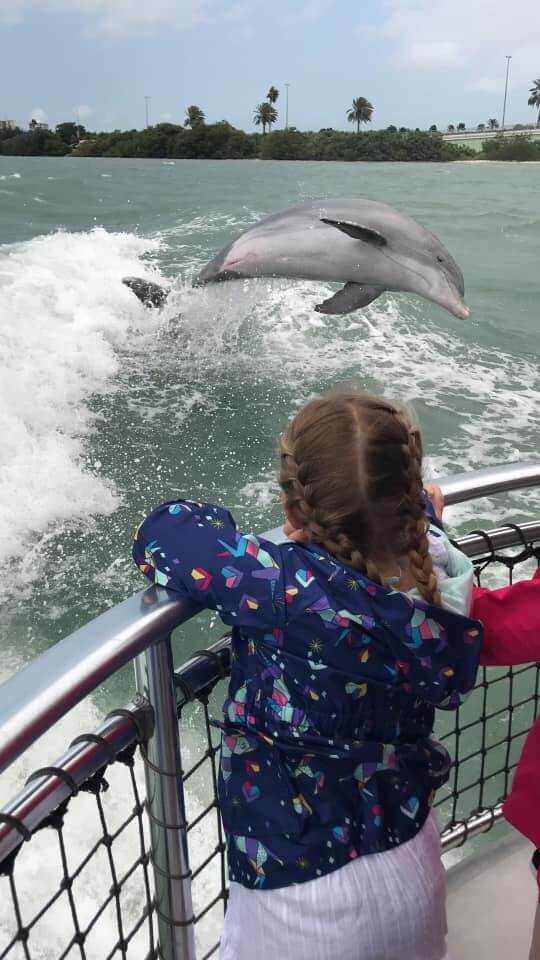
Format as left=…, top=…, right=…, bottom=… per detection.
left=232, top=836, right=284, bottom=887
left=295, top=569, right=315, bottom=588
left=191, top=567, right=213, bottom=591
left=290, top=756, right=325, bottom=792
left=260, top=666, right=310, bottom=732
left=224, top=683, right=249, bottom=725
left=352, top=744, right=398, bottom=789
left=263, top=629, right=284, bottom=648
left=132, top=497, right=483, bottom=892
left=139, top=540, right=171, bottom=587
left=307, top=595, right=376, bottom=632
left=168, top=502, right=193, bottom=515
left=222, top=565, right=243, bottom=589
left=218, top=533, right=279, bottom=571
left=240, top=594, right=259, bottom=612
left=285, top=586, right=299, bottom=604
left=345, top=681, right=368, bottom=700
left=221, top=732, right=256, bottom=783
left=405, top=607, right=447, bottom=651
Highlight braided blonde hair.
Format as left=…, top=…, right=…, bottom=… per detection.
left=279, top=391, right=442, bottom=607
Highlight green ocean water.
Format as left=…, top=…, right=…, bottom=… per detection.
left=1, top=156, right=540, bottom=703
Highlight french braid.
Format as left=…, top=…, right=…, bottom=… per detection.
left=279, top=392, right=442, bottom=608
left=392, top=411, right=442, bottom=607
left=280, top=438, right=382, bottom=583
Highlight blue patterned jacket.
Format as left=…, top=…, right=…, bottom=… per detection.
left=133, top=499, right=482, bottom=890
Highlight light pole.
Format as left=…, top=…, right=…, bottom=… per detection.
left=501, top=56, right=512, bottom=131
left=285, top=83, right=290, bottom=129
left=145, top=96, right=151, bottom=128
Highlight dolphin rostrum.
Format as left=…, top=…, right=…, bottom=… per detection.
left=195, top=198, right=469, bottom=319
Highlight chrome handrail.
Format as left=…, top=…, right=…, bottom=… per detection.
left=0, top=700, right=149, bottom=864
left=1, top=461, right=539, bottom=778
left=440, top=461, right=540, bottom=505
left=261, top=460, right=540, bottom=543
left=0, top=590, right=200, bottom=777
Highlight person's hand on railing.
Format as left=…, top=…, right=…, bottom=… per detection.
left=424, top=482, right=445, bottom=523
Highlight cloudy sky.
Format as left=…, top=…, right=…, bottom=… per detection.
left=1, top=0, right=539, bottom=132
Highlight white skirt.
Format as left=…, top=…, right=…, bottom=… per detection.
left=219, top=812, right=448, bottom=960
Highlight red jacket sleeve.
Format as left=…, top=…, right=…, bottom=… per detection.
left=503, top=715, right=540, bottom=849
left=472, top=568, right=540, bottom=666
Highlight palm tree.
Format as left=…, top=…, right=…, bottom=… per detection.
left=347, top=97, right=373, bottom=134
left=267, top=86, right=279, bottom=105
left=528, top=78, right=540, bottom=126
left=447, top=124, right=455, bottom=132
left=254, top=102, right=277, bottom=134
left=429, top=124, right=438, bottom=132
left=457, top=122, right=466, bottom=131
left=185, top=105, right=206, bottom=128
left=487, top=118, right=499, bottom=130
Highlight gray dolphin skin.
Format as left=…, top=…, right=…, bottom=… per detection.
left=195, top=198, right=469, bottom=319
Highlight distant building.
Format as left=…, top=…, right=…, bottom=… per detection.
left=29, top=119, right=48, bottom=131
left=0, top=120, right=17, bottom=130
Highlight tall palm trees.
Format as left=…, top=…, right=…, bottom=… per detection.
left=528, top=78, right=540, bottom=126
left=347, top=97, right=374, bottom=133
left=185, top=105, right=205, bottom=128
left=254, top=87, right=279, bottom=133
left=254, top=102, right=277, bottom=134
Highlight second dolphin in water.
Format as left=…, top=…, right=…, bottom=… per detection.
left=195, top=198, right=469, bottom=319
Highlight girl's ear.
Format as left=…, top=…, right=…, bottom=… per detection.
left=281, top=494, right=305, bottom=539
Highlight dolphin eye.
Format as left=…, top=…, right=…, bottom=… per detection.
left=436, top=255, right=444, bottom=263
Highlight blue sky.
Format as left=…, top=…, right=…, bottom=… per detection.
left=1, top=0, right=539, bottom=133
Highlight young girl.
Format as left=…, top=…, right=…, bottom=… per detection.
left=133, top=391, right=483, bottom=960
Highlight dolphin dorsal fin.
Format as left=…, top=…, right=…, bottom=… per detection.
left=321, top=218, right=387, bottom=248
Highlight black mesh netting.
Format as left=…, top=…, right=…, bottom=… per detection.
left=1, top=525, right=539, bottom=960
left=0, top=743, right=156, bottom=960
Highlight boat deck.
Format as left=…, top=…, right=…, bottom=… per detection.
left=446, top=828, right=536, bottom=958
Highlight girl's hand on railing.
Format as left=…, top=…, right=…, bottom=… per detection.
left=424, top=483, right=445, bottom=523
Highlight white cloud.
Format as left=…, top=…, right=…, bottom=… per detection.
left=29, top=106, right=48, bottom=124
left=0, top=0, right=321, bottom=31
left=0, top=0, right=212, bottom=31
left=74, top=104, right=93, bottom=122
left=405, top=40, right=461, bottom=67
left=382, top=0, right=540, bottom=92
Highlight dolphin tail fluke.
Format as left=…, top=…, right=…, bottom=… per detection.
left=315, top=282, right=384, bottom=315
left=123, top=277, right=169, bottom=308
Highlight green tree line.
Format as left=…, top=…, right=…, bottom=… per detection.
left=3, top=101, right=540, bottom=162
left=0, top=120, right=476, bottom=161
left=3, top=75, right=540, bottom=162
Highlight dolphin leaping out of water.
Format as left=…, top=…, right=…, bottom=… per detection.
left=123, top=198, right=469, bottom=320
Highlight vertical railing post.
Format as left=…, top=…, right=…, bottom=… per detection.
left=135, top=635, right=196, bottom=960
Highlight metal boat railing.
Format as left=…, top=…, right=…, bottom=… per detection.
left=0, top=462, right=539, bottom=960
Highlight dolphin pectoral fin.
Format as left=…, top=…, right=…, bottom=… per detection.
left=320, top=218, right=387, bottom=248
left=123, top=277, right=169, bottom=308
left=315, top=283, right=384, bottom=315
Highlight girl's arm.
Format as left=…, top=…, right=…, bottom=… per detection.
left=133, top=499, right=286, bottom=630
left=473, top=569, right=540, bottom=666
